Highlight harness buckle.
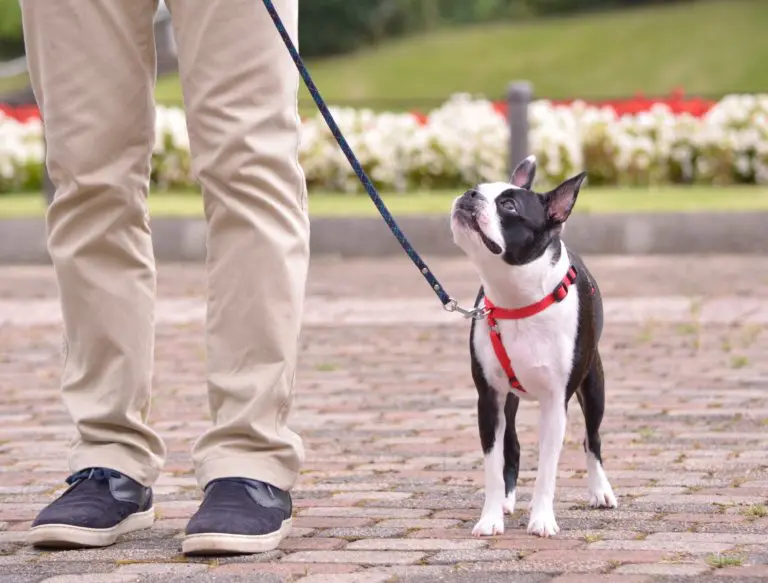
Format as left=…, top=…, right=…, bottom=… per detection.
left=553, top=282, right=569, bottom=302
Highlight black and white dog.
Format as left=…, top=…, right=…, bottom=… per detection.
left=450, top=155, right=617, bottom=538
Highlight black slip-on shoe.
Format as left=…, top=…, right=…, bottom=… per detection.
left=27, top=467, right=154, bottom=549
left=182, top=477, right=292, bottom=555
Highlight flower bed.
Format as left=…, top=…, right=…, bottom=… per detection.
left=1, top=92, right=767, bottom=194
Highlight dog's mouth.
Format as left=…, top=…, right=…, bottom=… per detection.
left=453, top=207, right=503, bottom=255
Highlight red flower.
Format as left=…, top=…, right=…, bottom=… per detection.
left=1, top=90, right=719, bottom=125
left=490, top=90, right=715, bottom=118
left=0, top=104, right=42, bottom=123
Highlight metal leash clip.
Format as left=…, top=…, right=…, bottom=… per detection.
left=443, top=299, right=489, bottom=320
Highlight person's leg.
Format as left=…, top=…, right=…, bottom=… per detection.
left=21, top=0, right=165, bottom=548
left=164, top=0, right=309, bottom=555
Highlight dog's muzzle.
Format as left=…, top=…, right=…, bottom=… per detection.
left=452, top=190, right=482, bottom=228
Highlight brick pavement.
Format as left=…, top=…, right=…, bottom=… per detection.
left=1, top=256, right=768, bottom=582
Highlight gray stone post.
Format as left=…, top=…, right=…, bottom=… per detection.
left=507, top=81, right=533, bottom=176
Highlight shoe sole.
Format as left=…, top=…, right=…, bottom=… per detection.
left=182, top=518, right=292, bottom=555
left=27, top=507, right=155, bottom=549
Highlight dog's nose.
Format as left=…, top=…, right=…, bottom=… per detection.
left=464, top=189, right=479, bottom=199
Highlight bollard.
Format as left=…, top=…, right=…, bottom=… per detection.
left=507, top=81, right=533, bottom=177
left=154, top=4, right=178, bottom=76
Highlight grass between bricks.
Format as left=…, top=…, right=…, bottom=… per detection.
left=3, top=185, right=768, bottom=219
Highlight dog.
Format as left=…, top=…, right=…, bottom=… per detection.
left=450, top=155, right=617, bottom=538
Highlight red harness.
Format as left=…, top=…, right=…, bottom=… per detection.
left=483, top=265, right=579, bottom=393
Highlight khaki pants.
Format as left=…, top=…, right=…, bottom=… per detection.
left=20, top=0, right=309, bottom=491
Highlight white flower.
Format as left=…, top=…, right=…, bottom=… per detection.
left=2, top=93, right=768, bottom=193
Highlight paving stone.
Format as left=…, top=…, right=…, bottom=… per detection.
left=346, top=538, right=487, bottom=551
left=614, top=562, right=712, bottom=575
left=212, top=562, right=361, bottom=577
left=115, top=562, right=209, bottom=575
left=292, top=572, right=393, bottom=583
left=279, top=538, right=347, bottom=551
left=360, top=565, right=455, bottom=581
left=713, top=566, right=768, bottom=577
left=39, top=575, right=141, bottom=583
left=283, top=550, right=427, bottom=565
left=426, top=549, right=524, bottom=564
left=548, top=576, right=652, bottom=583
left=646, top=532, right=768, bottom=544
left=203, top=550, right=284, bottom=565
left=388, top=571, right=551, bottom=583
left=491, top=537, right=585, bottom=551
left=293, top=517, right=375, bottom=529
left=166, top=573, right=286, bottom=583
left=2, top=257, right=768, bottom=581
left=588, top=539, right=735, bottom=554
left=315, top=527, right=409, bottom=539
left=525, top=550, right=664, bottom=565
left=0, top=562, right=121, bottom=583
left=0, top=530, right=28, bottom=543
left=299, top=507, right=431, bottom=519
left=375, top=519, right=462, bottom=529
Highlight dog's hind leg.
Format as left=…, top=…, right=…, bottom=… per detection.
left=472, top=382, right=507, bottom=537
left=502, top=393, right=521, bottom=515
left=577, top=350, right=618, bottom=509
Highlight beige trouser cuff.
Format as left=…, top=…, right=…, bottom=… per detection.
left=70, top=442, right=161, bottom=488
left=195, top=456, right=299, bottom=492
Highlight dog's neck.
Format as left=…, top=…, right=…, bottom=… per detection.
left=475, top=239, right=571, bottom=309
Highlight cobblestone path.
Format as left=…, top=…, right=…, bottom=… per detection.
left=1, top=256, right=767, bottom=582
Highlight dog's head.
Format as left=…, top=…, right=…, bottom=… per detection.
left=450, top=155, right=586, bottom=267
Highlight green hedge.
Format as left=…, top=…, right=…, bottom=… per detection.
left=0, top=0, right=23, bottom=59
left=297, top=0, right=695, bottom=57
left=0, top=0, right=693, bottom=60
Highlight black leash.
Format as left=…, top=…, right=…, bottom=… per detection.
left=260, top=0, right=484, bottom=319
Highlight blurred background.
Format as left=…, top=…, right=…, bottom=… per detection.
left=1, top=0, right=767, bottom=237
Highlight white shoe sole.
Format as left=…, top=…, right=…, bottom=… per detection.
left=27, top=507, right=155, bottom=549
left=182, top=518, right=292, bottom=555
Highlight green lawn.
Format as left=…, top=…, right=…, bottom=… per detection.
left=3, top=186, right=768, bottom=219
left=6, top=1, right=765, bottom=110
left=153, top=0, right=768, bottom=109
left=0, top=72, right=28, bottom=95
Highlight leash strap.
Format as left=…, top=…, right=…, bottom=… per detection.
left=261, top=0, right=465, bottom=310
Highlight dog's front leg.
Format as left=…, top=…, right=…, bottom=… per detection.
left=528, top=396, right=567, bottom=537
left=472, top=390, right=507, bottom=537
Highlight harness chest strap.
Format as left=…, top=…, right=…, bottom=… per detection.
left=483, top=265, right=579, bottom=393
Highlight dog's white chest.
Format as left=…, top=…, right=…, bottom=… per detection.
left=473, top=291, right=579, bottom=400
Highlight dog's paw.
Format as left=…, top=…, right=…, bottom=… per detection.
left=589, top=483, right=618, bottom=509
left=502, top=490, right=516, bottom=515
left=586, top=452, right=618, bottom=509
left=527, top=508, right=559, bottom=538
left=472, top=513, right=505, bottom=537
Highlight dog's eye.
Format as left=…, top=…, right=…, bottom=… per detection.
left=501, top=199, right=518, bottom=213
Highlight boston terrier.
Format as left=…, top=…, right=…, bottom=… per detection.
left=450, top=155, right=617, bottom=538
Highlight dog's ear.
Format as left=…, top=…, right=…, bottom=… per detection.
left=510, top=155, right=537, bottom=190
left=546, top=172, right=587, bottom=224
